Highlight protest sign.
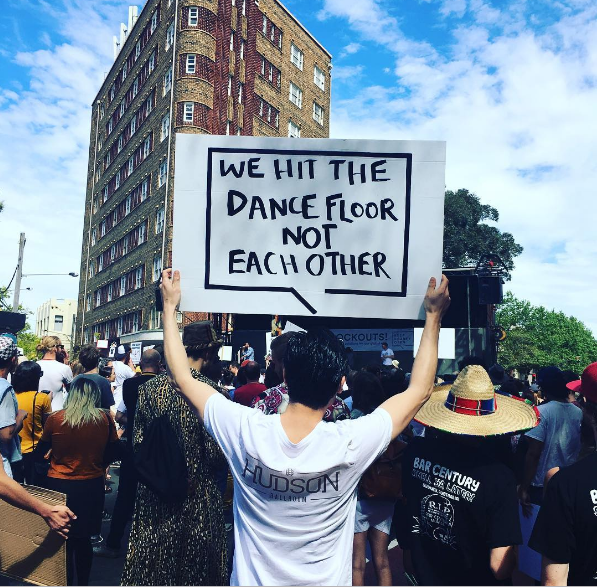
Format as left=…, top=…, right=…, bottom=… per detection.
left=173, top=135, right=445, bottom=319
left=130, top=342, right=143, bottom=365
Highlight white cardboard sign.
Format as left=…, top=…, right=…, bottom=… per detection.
left=173, top=135, right=446, bottom=319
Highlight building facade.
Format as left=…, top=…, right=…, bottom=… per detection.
left=76, top=0, right=332, bottom=346
left=36, top=299, right=78, bottom=351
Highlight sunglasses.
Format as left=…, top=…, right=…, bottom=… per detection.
left=56, top=345, right=65, bottom=350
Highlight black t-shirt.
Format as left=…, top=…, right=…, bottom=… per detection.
left=73, top=373, right=114, bottom=410
left=402, top=435, right=522, bottom=586
left=529, top=452, right=597, bottom=586
left=122, top=374, right=156, bottom=450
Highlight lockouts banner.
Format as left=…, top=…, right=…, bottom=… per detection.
left=173, top=135, right=446, bottom=318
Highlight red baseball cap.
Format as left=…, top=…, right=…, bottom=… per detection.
left=566, top=362, right=597, bottom=403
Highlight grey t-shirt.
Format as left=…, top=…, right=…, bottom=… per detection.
left=525, top=401, right=582, bottom=487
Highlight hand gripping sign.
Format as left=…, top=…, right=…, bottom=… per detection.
left=173, top=135, right=446, bottom=319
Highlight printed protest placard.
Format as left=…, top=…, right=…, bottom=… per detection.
left=173, top=136, right=445, bottom=319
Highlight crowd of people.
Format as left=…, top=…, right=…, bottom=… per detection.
left=0, top=270, right=595, bottom=586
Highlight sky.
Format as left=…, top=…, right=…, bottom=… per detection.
left=1, top=0, right=596, bottom=336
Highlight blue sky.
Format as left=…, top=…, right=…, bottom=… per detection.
left=1, top=0, right=597, bottom=336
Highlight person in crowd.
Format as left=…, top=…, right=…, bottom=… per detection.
left=528, top=448, right=597, bottom=586
left=71, top=362, right=85, bottom=377
left=160, top=269, right=450, bottom=586
left=96, top=349, right=161, bottom=558
left=351, top=371, right=400, bottom=586
left=252, top=332, right=351, bottom=422
left=402, top=365, right=539, bottom=585
left=121, top=323, right=228, bottom=586
left=0, top=336, right=27, bottom=478
left=73, top=345, right=115, bottom=411
left=232, top=360, right=266, bottom=407
left=567, top=362, right=597, bottom=456
left=112, top=345, right=135, bottom=412
left=240, top=342, right=255, bottom=362
left=228, top=362, right=240, bottom=387
left=36, top=377, right=118, bottom=585
left=37, top=335, right=73, bottom=411
left=12, top=361, right=51, bottom=484
left=380, top=342, right=394, bottom=368
left=519, top=366, right=582, bottom=508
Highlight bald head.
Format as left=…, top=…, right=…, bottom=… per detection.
left=140, top=349, right=161, bottom=373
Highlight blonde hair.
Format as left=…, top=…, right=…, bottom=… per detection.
left=62, top=378, right=105, bottom=428
left=36, top=336, right=61, bottom=356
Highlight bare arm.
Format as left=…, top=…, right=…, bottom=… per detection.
left=542, top=557, right=569, bottom=586
left=161, top=270, right=217, bottom=421
left=0, top=463, right=75, bottom=539
left=519, top=437, right=543, bottom=499
left=490, top=546, right=517, bottom=581
left=379, top=276, right=451, bottom=439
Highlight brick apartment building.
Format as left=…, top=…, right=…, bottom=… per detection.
left=75, top=0, right=332, bottom=347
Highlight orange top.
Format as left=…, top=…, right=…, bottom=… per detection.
left=42, top=410, right=117, bottom=480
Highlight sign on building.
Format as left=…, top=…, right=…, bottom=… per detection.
left=173, top=135, right=445, bottom=319
left=332, top=329, right=414, bottom=352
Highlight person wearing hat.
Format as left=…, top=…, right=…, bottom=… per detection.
left=519, top=366, right=583, bottom=508
left=112, top=344, right=135, bottom=411
left=121, top=321, right=228, bottom=586
left=527, top=361, right=597, bottom=587
left=401, top=365, right=540, bottom=585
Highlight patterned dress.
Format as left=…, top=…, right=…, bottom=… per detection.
left=121, top=370, right=228, bottom=586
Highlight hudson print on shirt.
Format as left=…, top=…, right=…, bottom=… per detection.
left=242, top=452, right=341, bottom=502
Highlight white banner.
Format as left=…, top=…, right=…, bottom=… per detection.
left=173, top=135, right=445, bottom=319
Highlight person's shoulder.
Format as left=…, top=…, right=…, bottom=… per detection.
left=556, top=452, right=597, bottom=484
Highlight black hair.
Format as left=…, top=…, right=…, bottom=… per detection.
left=264, top=362, right=282, bottom=389
left=352, top=371, right=385, bottom=414
left=365, top=362, right=381, bottom=377
left=381, top=342, right=388, bottom=348
left=221, top=370, right=234, bottom=386
left=539, top=367, right=568, bottom=400
left=98, top=359, right=113, bottom=379
left=201, top=355, right=223, bottom=383
left=236, top=366, right=248, bottom=386
left=244, top=361, right=261, bottom=382
left=78, top=344, right=100, bottom=371
left=284, top=328, right=348, bottom=410
left=0, top=357, right=14, bottom=370
left=380, top=368, right=407, bottom=399
left=458, top=355, right=487, bottom=371
left=12, top=361, right=43, bottom=393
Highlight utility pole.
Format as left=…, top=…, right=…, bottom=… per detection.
left=12, top=233, right=26, bottom=312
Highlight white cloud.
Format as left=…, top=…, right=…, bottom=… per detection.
left=340, top=42, right=362, bottom=58
left=332, top=65, right=365, bottom=81
left=328, top=0, right=597, bottom=334
left=0, top=0, right=132, bottom=320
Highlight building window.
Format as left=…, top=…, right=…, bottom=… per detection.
left=149, top=52, right=155, bottom=73
left=289, top=82, right=303, bottom=108
left=189, top=6, right=199, bottom=26
left=226, top=120, right=231, bottom=135
left=288, top=119, right=301, bottom=138
left=133, top=78, right=139, bottom=97
left=110, top=245, right=116, bottom=262
left=96, top=291, right=101, bottom=307
left=166, top=22, right=175, bottom=50
left=164, top=67, right=172, bottom=95
left=86, top=294, right=91, bottom=311
left=153, top=254, right=162, bottom=280
left=126, top=195, right=132, bottom=215
left=314, top=65, right=325, bottom=90
left=131, top=117, right=136, bottom=136
left=105, top=151, right=111, bottom=167
left=135, top=40, right=141, bottom=59
left=89, top=261, right=95, bottom=279
left=122, top=62, right=127, bottom=81
left=98, top=137, right=103, bottom=151
left=123, top=234, right=129, bottom=255
left=118, top=135, right=123, bottom=153
left=113, top=210, right=118, bottom=225
left=144, top=135, right=151, bottom=158
left=238, top=83, right=243, bottom=104
left=290, top=43, right=304, bottom=70
left=53, top=315, right=63, bottom=332
left=108, top=119, right=113, bottom=134
left=132, top=313, right=139, bottom=333
left=139, top=223, right=146, bottom=244
left=107, top=284, right=113, bottom=302
left=240, top=40, right=245, bottom=60
left=93, top=196, right=98, bottom=214
left=120, top=100, right=125, bottom=117
left=227, top=76, right=233, bottom=97
left=103, top=185, right=108, bottom=203
left=120, top=276, right=126, bottom=295
left=242, top=0, right=246, bottom=15
left=91, top=228, right=97, bottom=246
left=135, top=267, right=143, bottom=289
left=151, top=10, right=158, bottom=33
left=230, top=32, right=234, bottom=51
left=184, top=102, right=194, bottom=123
left=262, top=14, right=267, bottom=35
left=161, top=112, right=170, bottom=141
left=313, top=102, right=324, bottom=126
left=110, top=85, right=115, bottom=101
left=128, top=156, right=134, bottom=174
left=155, top=207, right=165, bottom=233
left=159, top=159, right=168, bottom=187
left=115, top=172, right=121, bottom=189
left=145, top=94, right=153, bottom=116
left=186, top=54, right=196, bottom=74
left=100, top=104, right=105, bottom=119
left=141, top=178, right=149, bottom=200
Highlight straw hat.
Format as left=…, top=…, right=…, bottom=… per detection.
left=415, top=365, right=539, bottom=436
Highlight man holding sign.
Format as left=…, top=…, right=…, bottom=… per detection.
left=160, top=269, right=450, bottom=586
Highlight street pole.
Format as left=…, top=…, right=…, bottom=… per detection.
left=12, top=233, right=26, bottom=312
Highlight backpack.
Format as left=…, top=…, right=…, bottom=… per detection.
left=359, top=438, right=407, bottom=501
left=133, top=397, right=189, bottom=504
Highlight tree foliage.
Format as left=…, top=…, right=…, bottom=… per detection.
left=443, top=189, right=523, bottom=277
left=496, top=292, right=597, bottom=373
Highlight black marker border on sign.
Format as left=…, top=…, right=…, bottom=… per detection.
left=205, top=148, right=413, bottom=315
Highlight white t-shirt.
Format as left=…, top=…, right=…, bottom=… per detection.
left=112, top=361, right=135, bottom=409
left=526, top=400, right=582, bottom=487
left=380, top=348, right=394, bottom=366
left=204, top=393, right=393, bottom=586
left=37, top=360, right=73, bottom=411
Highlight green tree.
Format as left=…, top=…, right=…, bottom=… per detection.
left=443, top=189, right=523, bottom=276
left=496, top=292, right=597, bottom=373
